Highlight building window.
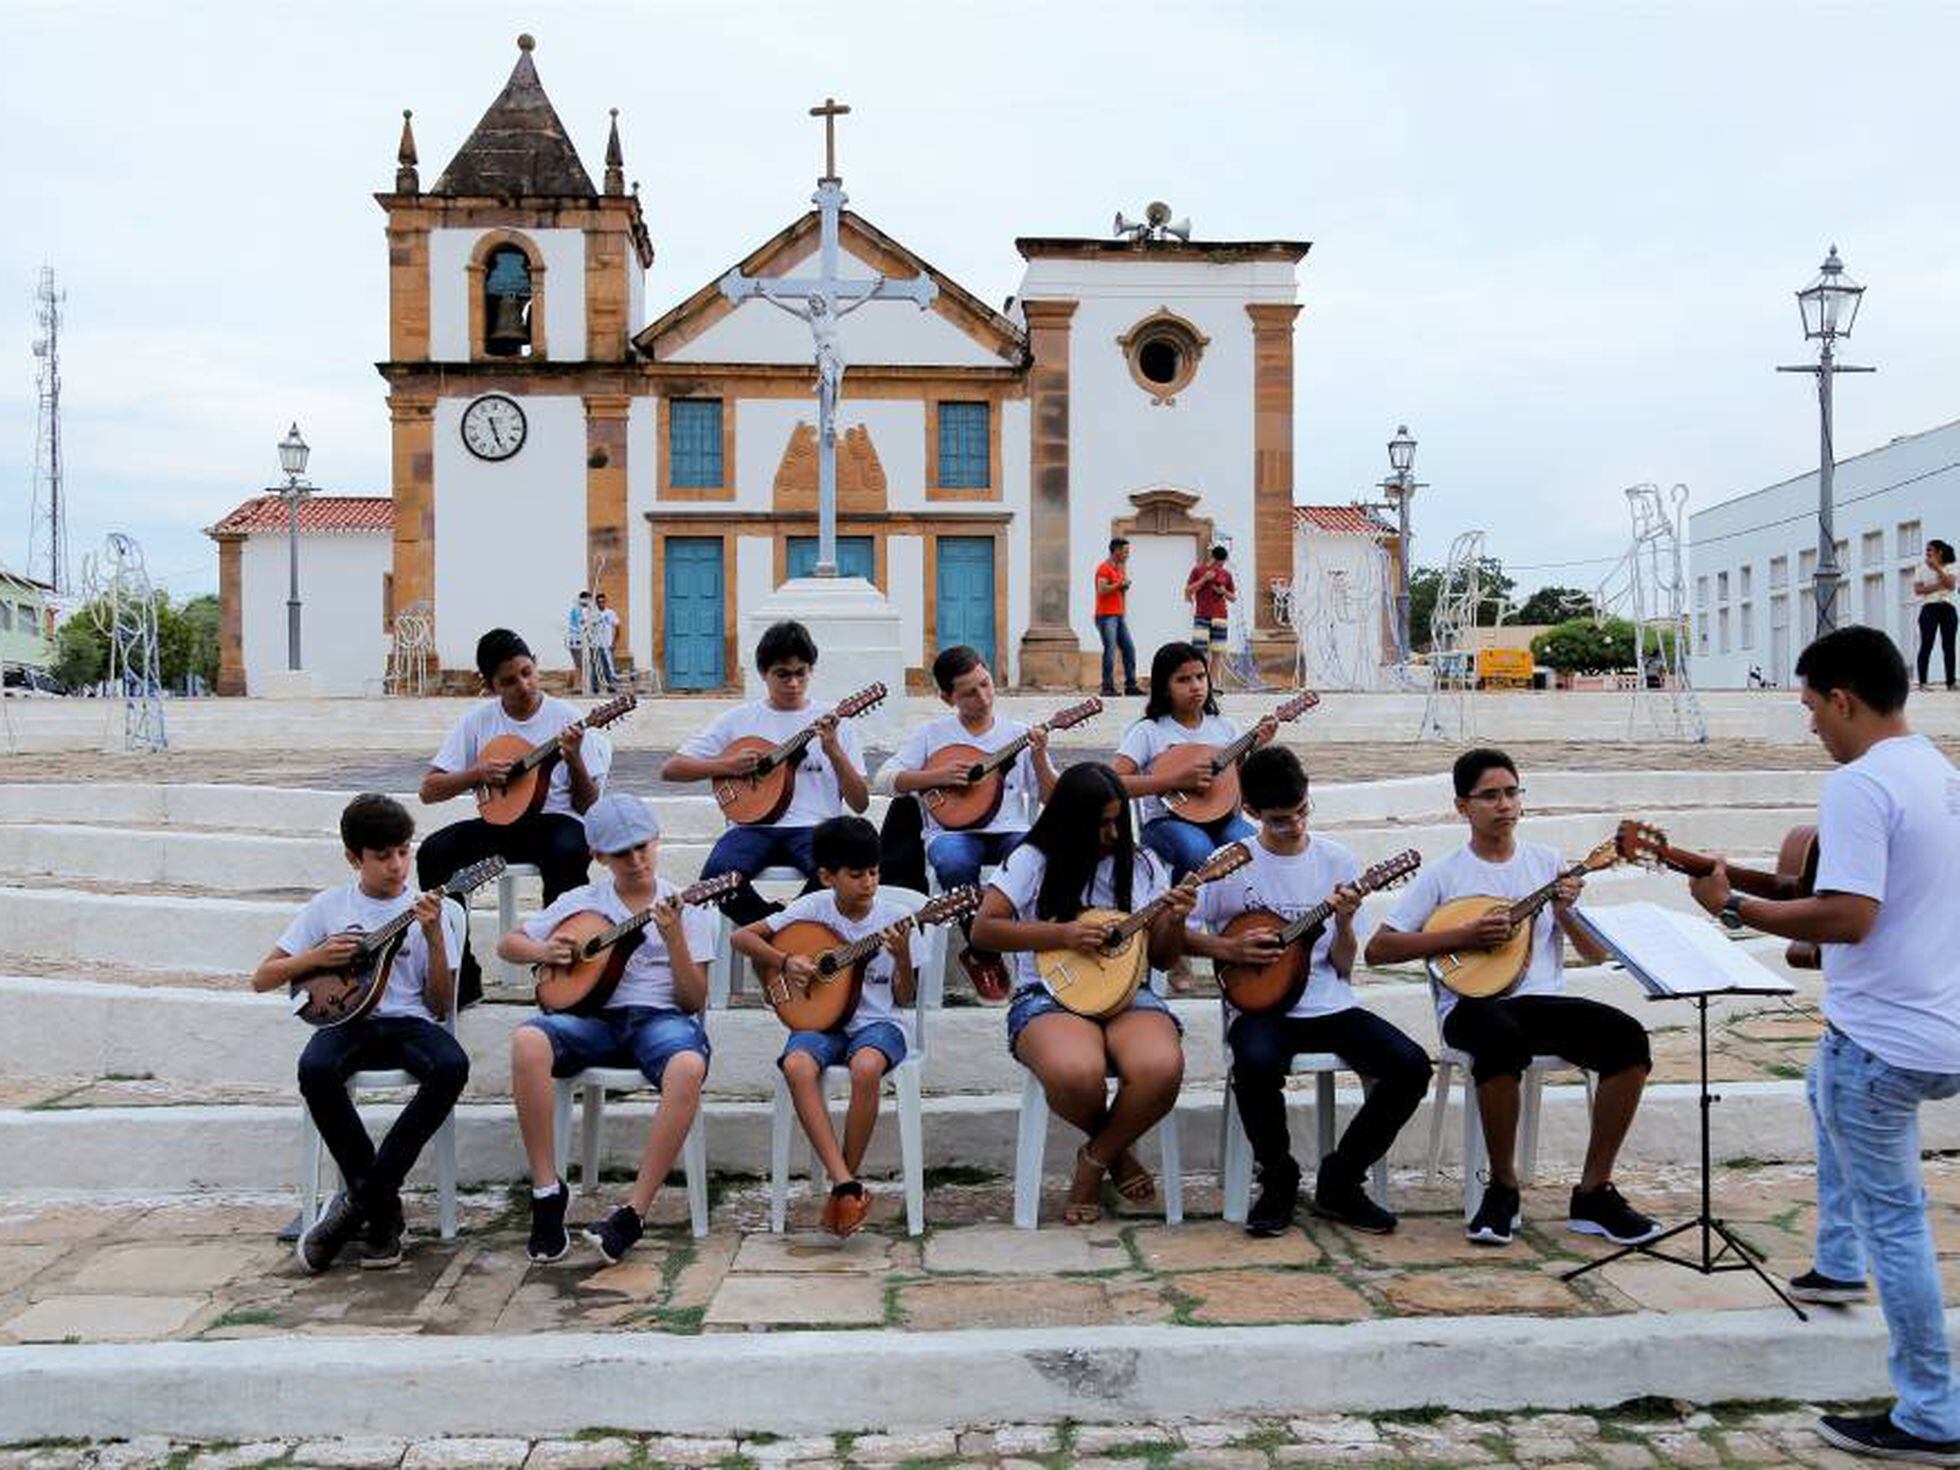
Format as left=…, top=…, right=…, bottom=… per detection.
left=1769, top=555, right=1788, bottom=589
left=1862, top=530, right=1885, bottom=567
left=937, top=401, right=990, bottom=489
left=1799, top=547, right=1817, bottom=584
left=1696, top=575, right=1709, bottom=609
left=1800, top=587, right=1817, bottom=643
left=1718, top=608, right=1731, bottom=655
left=0, top=602, right=12, bottom=633
left=1900, top=520, right=1923, bottom=560
left=1697, top=613, right=1710, bottom=656
left=1863, top=572, right=1886, bottom=627
left=669, top=399, right=724, bottom=489
left=1739, top=564, right=1754, bottom=600
left=1900, top=567, right=1918, bottom=634
left=1117, top=310, right=1208, bottom=403
left=1739, top=601, right=1754, bottom=650
left=1717, top=571, right=1730, bottom=603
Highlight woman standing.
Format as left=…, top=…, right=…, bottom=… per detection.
left=1914, top=539, right=1957, bottom=691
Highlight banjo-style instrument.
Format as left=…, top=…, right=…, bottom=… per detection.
left=1216, top=849, right=1422, bottom=1015
left=919, top=697, right=1103, bottom=831
left=1423, top=837, right=1620, bottom=998
left=757, top=887, right=984, bottom=1033
left=712, top=684, right=888, bottom=826
left=473, top=693, right=638, bottom=825
left=531, top=873, right=744, bottom=1016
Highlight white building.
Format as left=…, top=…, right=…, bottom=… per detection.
left=1688, top=416, right=1960, bottom=688
left=1288, top=505, right=1400, bottom=690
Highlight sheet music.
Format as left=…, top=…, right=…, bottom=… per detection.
left=1573, top=902, right=1797, bottom=998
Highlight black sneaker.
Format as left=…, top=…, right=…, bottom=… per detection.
left=1788, top=1267, right=1870, bottom=1304
left=1466, top=1181, right=1520, bottom=1246
left=1313, top=1164, right=1397, bottom=1235
left=1123, top=685, right=1144, bottom=696
left=527, top=1180, right=571, bottom=1264
left=1100, top=684, right=1120, bottom=697
left=357, top=1194, right=405, bottom=1271
left=1817, top=1411, right=1960, bottom=1465
left=1566, top=1183, right=1664, bottom=1246
left=297, top=1191, right=365, bottom=1274
left=1245, top=1160, right=1301, bottom=1238
left=585, top=1205, right=644, bottom=1265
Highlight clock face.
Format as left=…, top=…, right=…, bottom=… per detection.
left=461, top=394, right=527, bottom=461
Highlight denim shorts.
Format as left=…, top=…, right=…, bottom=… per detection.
left=780, top=1020, right=907, bottom=1073
left=522, top=1007, right=710, bottom=1088
left=1006, top=983, right=1179, bottom=1053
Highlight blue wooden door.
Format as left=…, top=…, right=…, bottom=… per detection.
left=787, top=536, right=874, bottom=581
left=936, top=537, right=996, bottom=672
left=664, top=538, right=724, bottom=689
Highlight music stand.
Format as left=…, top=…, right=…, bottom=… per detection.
left=1559, top=902, right=1808, bottom=1321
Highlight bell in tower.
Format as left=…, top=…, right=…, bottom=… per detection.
left=483, top=247, right=533, bottom=356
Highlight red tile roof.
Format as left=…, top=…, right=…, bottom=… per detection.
left=207, top=495, right=393, bottom=538
left=1294, top=504, right=1396, bottom=537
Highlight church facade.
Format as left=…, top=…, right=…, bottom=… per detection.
left=252, top=37, right=1308, bottom=694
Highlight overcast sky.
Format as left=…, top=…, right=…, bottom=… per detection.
left=3, top=0, right=1957, bottom=602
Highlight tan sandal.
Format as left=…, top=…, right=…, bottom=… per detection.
left=1063, top=1146, right=1108, bottom=1226
left=1112, top=1150, right=1157, bottom=1205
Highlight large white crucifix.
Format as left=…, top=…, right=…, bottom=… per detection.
left=718, top=97, right=938, bottom=577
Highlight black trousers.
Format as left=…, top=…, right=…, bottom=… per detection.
left=1441, top=993, right=1650, bottom=1086
left=1918, top=603, right=1957, bottom=687
left=298, top=1015, right=469, bottom=1212
left=417, top=810, right=591, bottom=1003
left=1228, top=1007, right=1433, bottom=1179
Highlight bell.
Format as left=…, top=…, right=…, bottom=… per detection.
left=485, top=293, right=530, bottom=356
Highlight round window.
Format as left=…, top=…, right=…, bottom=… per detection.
left=1137, top=337, right=1182, bottom=386
left=1120, top=312, right=1207, bottom=403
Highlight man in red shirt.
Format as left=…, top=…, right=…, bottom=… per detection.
left=1186, top=544, right=1238, bottom=682
left=1093, top=537, right=1142, bottom=696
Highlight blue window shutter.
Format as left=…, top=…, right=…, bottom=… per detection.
left=670, top=399, right=724, bottom=488
left=938, top=401, right=990, bottom=489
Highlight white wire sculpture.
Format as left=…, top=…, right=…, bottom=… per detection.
left=1279, top=541, right=1401, bottom=692
left=384, top=600, right=436, bottom=696
left=1595, top=483, right=1705, bottom=743
left=1417, top=530, right=1491, bottom=741
left=82, top=533, right=167, bottom=753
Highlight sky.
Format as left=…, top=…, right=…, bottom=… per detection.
left=2, top=0, right=1957, bottom=603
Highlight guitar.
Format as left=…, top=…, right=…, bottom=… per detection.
left=919, top=697, right=1103, bottom=831
left=1216, top=849, right=1422, bottom=1015
left=474, top=693, right=639, bottom=826
left=288, top=857, right=506, bottom=1028
left=1155, top=690, right=1322, bottom=825
left=1423, top=837, right=1620, bottom=998
left=533, top=872, right=744, bottom=1016
left=1615, top=819, right=1822, bottom=970
left=757, top=886, right=984, bottom=1033
left=712, top=684, right=888, bottom=826
left=1037, top=842, right=1254, bottom=1018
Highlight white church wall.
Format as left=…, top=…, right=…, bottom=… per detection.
left=736, top=536, right=774, bottom=656
left=1002, top=398, right=1032, bottom=677
left=428, top=227, right=587, bottom=362
left=730, top=401, right=797, bottom=513
left=888, top=535, right=925, bottom=664
left=853, top=401, right=926, bottom=508
left=432, top=395, right=588, bottom=672
left=240, top=534, right=389, bottom=697
left=626, top=396, right=656, bottom=670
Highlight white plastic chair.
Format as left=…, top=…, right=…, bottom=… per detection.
left=1219, top=1052, right=1390, bottom=1224
left=768, top=886, right=948, bottom=1237
left=495, top=863, right=543, bottom=990
left=1424, top=1047, right=1598, bottom=1221
left=298, top=1031, right=460, bottom=1242
left=720, top=865, right=811, bottom=997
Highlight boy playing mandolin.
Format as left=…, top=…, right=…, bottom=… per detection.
left=252, top=794, right=470, bottom=1274
left=663, top=621, right=870, bottom=927
left=497, top=794, right=718, bottom=1265
left=731, top=816, right=917, bottom=1237
left=1183, top=747, right=1432, bottom=1237
left=1365, top=748, right=1662, bottom=1248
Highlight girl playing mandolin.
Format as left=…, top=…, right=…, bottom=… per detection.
left=970, top=764, right=1195, bottom=1226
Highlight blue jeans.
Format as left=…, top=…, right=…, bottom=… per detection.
left=926, top=830, right=1022, bottom=891
left=781, top=1021, right=908, bottom=1073
left=1096, top=614, right=1136, bottom=690
left=1141, top=812, right=1256, bottom=881
left=701, top=824, right=818, bottom=926
left=1810, top=1027, right=1960, bottom=1440
left=522, top=1007, right=711, bottom=1089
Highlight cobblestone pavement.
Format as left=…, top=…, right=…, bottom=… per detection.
left=0, top=1402, right=1910, bottom=1468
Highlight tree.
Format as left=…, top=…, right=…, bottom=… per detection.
left=51, top=605, right=108, bottom=689
left=1513, top=585, right=1594, bottom=626
left=1408, top=556, right=1517, bottom=651
left=49, top=591, right=222, bottom=692
left=1530, top=616, right=1677, bottom=674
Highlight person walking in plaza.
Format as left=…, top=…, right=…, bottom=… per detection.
left=1687, top=626, right=1960, bottom=1465
left=566, top=591, right=594, bottom=694
left=1913, top=538, right=1956, bottom=692
left=1094, top=538, right=1142, bottom=696
left=1185, top=544, right=1238, bottom=686
left=590, top=591, right=621, bottom=694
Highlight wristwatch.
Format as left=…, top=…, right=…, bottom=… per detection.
left=1718, top=895, right=1745, bottom=931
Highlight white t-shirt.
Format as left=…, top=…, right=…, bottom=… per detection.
left=592, top=608, right=619, bottom=647
left=1814, top=733, right=1960, bottom=1072
left=679, top=700, right=865, bottom=830
left=1195, top=835, right=1368, bottom=1023
left=762, top=890, right=917, bottom=1034
left=1385, top=841, right=1570, bottom=1021
left=277, top=881, right=465, bottom=1024
left=431, top=696, right=614, bottom=820
left=522, top=874, right=717, bottom=1012
left=1117, top=713, right=1243, bottom=825
left=883, top=714, right=1038, bottom=837
left=987, top=841, right=1169, bottom=995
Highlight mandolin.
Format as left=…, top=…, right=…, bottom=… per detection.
left=1615, top=819, right=1822, bottom=970
left=532, top=873, right=743, bottom=1016
left=289, top=857, right=506, bottom=1028
left=1037, top=842, right=1253, bottom=1019
left=1423, top=837, right=1620, bottom=998
left=1216, top=849, right=1422, bottom=1015
left=757, top=886, right=984, bottom=1033
left=1155, top=690, right=1322, bottom=825
left=712, top=684, right=888, bottom=826
left=920, top=697, right=1103, bottom=831
left=474, top=693, right=639, bottom=826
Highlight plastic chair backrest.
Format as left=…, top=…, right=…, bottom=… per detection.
left=877, top=884, right=938, bottom=1062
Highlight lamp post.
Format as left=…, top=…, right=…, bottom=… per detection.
left=276, top=423, right=311, bottom=672
left=1382, top=425, right=1421, bottom=660
left=1777, top=247, right=1873, bottom=637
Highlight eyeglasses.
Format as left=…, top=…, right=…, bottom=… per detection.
left=1465, top=786, right=1525, bottom=803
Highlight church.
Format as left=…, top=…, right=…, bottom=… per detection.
left=214, top=35, right=1310, bottom=695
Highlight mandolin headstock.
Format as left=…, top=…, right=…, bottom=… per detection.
left=1360, top=849, right=1421, bottom=894
left=585, top=692, right=639, bottom=730
left=446, top=856, right=508, bottom=896
left=1275, top=689, right=1322, bottom=723
left=1193, top=842, right=1255, bottom=886
left=917, top=885, right=985, bottom=927
left=1577, top=836, right=1622, bottom=875
left=680, top=872, right=744, bottom=907
left=835, top=683, right=888, bottom=719
left=1045, top=697, right=1104, bottom=732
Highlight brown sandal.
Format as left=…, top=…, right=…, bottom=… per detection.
left=1063, top=1146, right=1108, bottom=1226
left=1112, top=1150, right=1157, bottom=1205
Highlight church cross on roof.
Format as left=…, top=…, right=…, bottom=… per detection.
left=432, top=34, right=597, bottom=198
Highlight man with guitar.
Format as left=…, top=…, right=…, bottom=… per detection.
left=418, top=629, right=616, bottom=1003
left=1183, top=747, right=1432, bottom=1237
left=497, top=794, right=719, bottom=1266
left=663, top=621, right=871, bottom=927
left=1683, top=628, right=1960, bottom=1466
left=251, top=795, right=469, bottom=1274
left=1366, top=749, right=1663, bottom=1249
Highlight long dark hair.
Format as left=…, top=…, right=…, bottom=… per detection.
left=1930, top=538, right=1956, bottom=568
left=1139, top=641, right=1217, bottom=724
left=1023, top=762, right=1134, bottom=920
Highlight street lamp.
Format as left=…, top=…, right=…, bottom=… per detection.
left=1382, top=425, right=1421, bottom=660
left=1777, top=246, right=1873, bottom=637
left=276, top=423, right=312, bottom=672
